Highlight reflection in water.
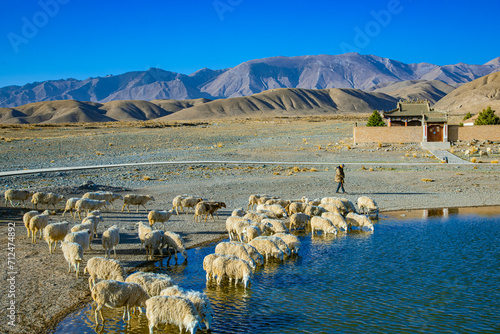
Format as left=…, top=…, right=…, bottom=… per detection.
left=55, top=209, right=500, bottom=334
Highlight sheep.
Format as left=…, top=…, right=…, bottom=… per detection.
left=357, top=196, right=379, bottom=217
left=160, top=285, right=213, bottom=330
left=289, top=213, right=310, bottom=230
left=273, top=233, right=301, bottom=255
left=92, top=279, right=149, bottom=324
left=60, top=240, right=83, bottom=278
left=203, top=253, right=222, bottom=281
left=102, top=225, right=120, bottom=258
left=258, top=235, right=291, bottom=257
left=64, top=229, right=92, bottom=252
left=144, top=230, right=166, bottom=260
left=23, top=210, right=39, bottom=238
left=215, top=242, right=256, bottom=270
left=345, top=212, right=375, bottom=231
left=265, top=198, right=291, bottom=208
left=193, top=201, right=226, bottom=222
left=286, top=202, right=308, bottom=215
left=180, top=196, right=203, bottom=214
left=31, top=192, right=64, bottom=210
left=71, top=222, right=95, bottom=242
left=81, top=213, right=103, bottom=238
left=234, top=241, right=265, bottom=266
left=137, top=221, right=153, bottom=250
left=84, top=257, right=126, bottom=290
left=82, top=191, right=123, bottom=209
left=243, top=225, right=260, bottom=242
left=4, top=189, right=33, bottom=207
left=340, top=198, right=357, bottom=213
left=253, top=221, right=273, bottom=236
left=225, top=216, right=253, bottom=241
left=29, top=210, right=51, bottom=243
left=248, top=237, right=284, bottom=262
left=146, top=295, right=203, bottom=334
left=318, top=202, right=343, bottom=215
left=247, top=194, right=272, bottom=210
left=304, top=205, right=327, bottom=217
left=243, top=211, right=268, bottom=223
left=322, top=212, right=349, bottom=232
left=172, top=195, right=186, bottom=215
left=320, top=197, right=348, bottom=215
left=262, top=218, right=289, bottom=234
left=310, top=216, right=338, bottom=236
left=122, top=194, right=155, bottom=213
left=212, top=255, right=252, bottom=289
left=62, top=197, right=81, bottom=218
left=231, top=208, right=246, bottom=217
left=125, top=271, right=174, bottom=297
left=148, top=210, right=174, bottom=228
left=256, top=204, right=288, bottom=218
left=257, top=195, right=278, bottom=205
left=75, top=198, right=110, bottom=219
left=44, top=221, right=71, bottom=253
left=163, top=231, right=188, bottom=262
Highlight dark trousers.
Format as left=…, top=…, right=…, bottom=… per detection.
left=336, top=182, right=345, bottom=193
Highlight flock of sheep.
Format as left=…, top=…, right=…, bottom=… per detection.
left=4, top=188, right=379, bottom=334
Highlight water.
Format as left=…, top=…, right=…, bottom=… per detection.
left=54, top=208, right=500, bottom=334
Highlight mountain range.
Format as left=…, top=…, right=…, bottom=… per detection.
left=2, top=53, right=500, bottom=108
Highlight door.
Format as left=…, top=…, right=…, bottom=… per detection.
left=427, top=124, right=443, bottom=142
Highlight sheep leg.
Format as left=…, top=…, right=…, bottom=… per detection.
left=113, top=246, right=117, bottom=257
left=148, top=322, right=156, bottom=334
left=75, top=262, right=80, bottom=278
left=95, top=304, right=104, bottom=324
left=32, top=230, right=37, bottom=244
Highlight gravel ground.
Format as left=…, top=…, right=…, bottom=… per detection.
left=0, top=118, right=499, bottom=334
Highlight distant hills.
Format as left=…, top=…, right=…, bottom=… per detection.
left=2, top=53, right=500, bottom=108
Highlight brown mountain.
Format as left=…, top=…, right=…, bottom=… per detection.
left=373, top=80, right=456, bottom=104
left=434, top=71, right=500, bottom=115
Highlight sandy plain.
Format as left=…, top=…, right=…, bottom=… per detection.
left=0, top=116, right=499, bottom=333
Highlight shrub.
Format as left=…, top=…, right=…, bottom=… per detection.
left=463, top=112, right=472, bottom=120
left=475, top=106, right=500, bottom=125
left=366, top=110, right=386, bottom=127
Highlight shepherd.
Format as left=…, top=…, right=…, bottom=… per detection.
left=335, top=164, right=345, bottom=193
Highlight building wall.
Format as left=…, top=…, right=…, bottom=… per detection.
left=354, top=125, right=500, bottom=143
left=448, top=125, right=500, bottom=141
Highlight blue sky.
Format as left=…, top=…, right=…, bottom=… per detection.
left=1, top=0, right=499, bottom=87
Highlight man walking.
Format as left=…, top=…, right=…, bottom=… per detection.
left=335, top=164, right=345, bottom=193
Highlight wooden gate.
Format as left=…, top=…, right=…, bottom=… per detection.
left=427, top=124, right=443, bottom=142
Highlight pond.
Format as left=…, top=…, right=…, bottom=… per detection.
left=54, top=206, right=500, bottom=333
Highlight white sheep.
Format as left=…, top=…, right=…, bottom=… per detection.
left=212, top=255, right=253, bottom=289
left=148, top=209, right=174, bottom=228
left=252, top=221, right=273, bottom=236
left=23, top=210, right=39, bottom=238
left=146, top=295, right=202, bottom=334
left=258, top=235, right=291, bottom=257
left=71, top=221, right=95, bottom=242
left=4, top=189, right=33, bottom=207
left=340, top=198, right=357, bottom=213
left=172, top=195, right=185, bottom=215
left=304, top=205, right=327, bottom=217
left=248, top=237, right=284, bottom=261
left=247, top=194, right=271, bottom=210
left=160, top=285, right=213, bottom=331
left=29, top=210, right=51, bottom=243
left=83, top=191, right=123, bottom=209
left=265, top=198, right=291, bottom=208
left=289, top=213, right=310, bottom=230
left=75, top=198, right=110, bottom=219
left=180, top=196, right=203, bottom=214
left=31, top=192, right=65, bottom=210
left=225, top=216, right=253, bottom=241
left=44, top=221, right=71, bottom=253
left=234, top=241, right=264, bottom=266
left=125, top=271, right=174, bottom=297
left=231, top=208, right=247, bottom=217
left=122, top=194, right=155, bottom=213
left=102, top=225, right=120, bottom=258
left=262, top=218, right=289, bottom=234
left=357, top=196, right=379, bottom=217
left=320, top=197, right=348, bottom=215
left=256, top=204, right=288, bottom=218
left=62, top=197, right=81, bottom=218
left=273, top=233, right=301, bottom=255
left=64, top=229, right=92, bottom=251
left=321, top=212, right=349, bottom=232
left=137, top=221, right=153, bottom=250
left=81, top=213, right=103, bottom=238
left=318, top=202, right=343, bottom=215
left=215, top=242, right=256, bottom=270
left=60, top=240, right=83, bottom=278
left=84, top=257, right=126, bottom=290
left=243, top=225, right=260, bottom=242
left=144, top=230, right=166, bottom=260
left=286, top=202, right=308, bottom=215
left=310, top=216, right=338, bottom=236
left=243, top=211, right=268, bottom=223
left=92, top=279, right=149, bottom=324
left=345, top=212, right=374, bottom=231
left=203, top=253, right=222, bottom=281
left=163, top=231, right=188, bottom=262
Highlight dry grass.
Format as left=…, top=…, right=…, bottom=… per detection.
left=421, top=178, right=434, bottom=182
